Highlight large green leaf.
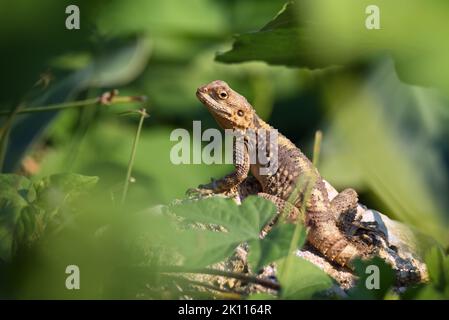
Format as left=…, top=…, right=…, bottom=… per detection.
left=216, top=2, right=319, bottom=68
left=172, top=196, right=274, bottom=237
left=347, top=257, right=395, bottom=300
left=248, top=223, right=306, bottom=272
left=278, top=257, right=333, bottom=299
left=171, top=196, right=302, bottom=268
left=217, top=0, right=449, bottom=92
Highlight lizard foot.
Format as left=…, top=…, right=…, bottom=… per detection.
left=352, top=219, right=389, bottom=247
left=185, top=187, right=214, bottom=197
left=186, top=178, right=220, bottom=197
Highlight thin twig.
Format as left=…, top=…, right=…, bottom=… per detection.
left=0, top=91, right=146, bottom=172
left=0, top=126, right=10, bottom=172
left=0, top=94, right=146, bottom=116
left=121, top=108, right=149, bottom=204
left=0, top=102, right=25, bottom=171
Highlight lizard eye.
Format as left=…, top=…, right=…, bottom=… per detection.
left=218, top=91, right=228, bottom=99
left=237, top=110, right=244, bottom=117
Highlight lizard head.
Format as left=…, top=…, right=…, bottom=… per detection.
left=196, top=80, right=255, bottom=130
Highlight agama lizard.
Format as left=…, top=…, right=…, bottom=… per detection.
left=190, top=80, right=371, bottom=268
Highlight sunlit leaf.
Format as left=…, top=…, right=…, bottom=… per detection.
left=347, top=257, right=395, bottom=300
left=170, top=196, right=277, bottom=267
left=248, top=223, right=306, bottom=272
left=278, top=257, right=333, bottom=299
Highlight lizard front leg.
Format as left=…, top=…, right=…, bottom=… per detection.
left=188, top=144, right=250, bottom=195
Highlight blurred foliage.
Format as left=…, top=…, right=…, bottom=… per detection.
left=218, top=0, right=449, bottom=92
left=402, top=247, right=449, bottom=299
left=0, top=173, right=97, bottom=263
left=1, top=0, right=449, bottom=299
left=0, top=175, right=313, bottom=299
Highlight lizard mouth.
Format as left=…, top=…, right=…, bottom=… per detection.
left=196, top=89, right=232, bottom=118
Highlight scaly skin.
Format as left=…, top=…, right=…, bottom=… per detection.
left=192, top=80, right=370, bottom=267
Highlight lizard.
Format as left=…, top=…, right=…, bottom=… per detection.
left=189, top=80, right=372, bottom=268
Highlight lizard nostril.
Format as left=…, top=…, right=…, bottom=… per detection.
left=197, top=86, right=208, bottom=94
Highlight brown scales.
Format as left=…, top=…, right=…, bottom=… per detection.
left=191, top=80, right=371, bottom=268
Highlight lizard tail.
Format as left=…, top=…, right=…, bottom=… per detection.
left=307, top=224, right=360, bottom=267
left=303, top=181, right=364, bottom=268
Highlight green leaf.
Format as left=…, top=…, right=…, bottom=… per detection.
left=33, top=173, right=98, bottom=215
left=216, top=3, right=316, bottom=68
left=87, top=37, right=152, bottom=88
left=171, top=196, right=308, bottom=269
left=0, top=174, right=33, bottom=262
left=216, top=1, right=368, bottom=68
left=425, top=247, right=449, bottom=292
left=278, top=257, right=333, bottom=299
left=170, top=196, right=278, bottom=267
left=172, top=196, right=275, bottom=238
left=347, top=257, right=395, bottom=300
left=176, top=230, right=241, bottom=268
left=0, top=173, right=99, bottom=262
left=217, top=1, right=449, bottom=91
left=11, top=204, right=46, bottom=255
left=34, top=173, right=98, bottom=194
left=248, top=223, right=306, bottom=272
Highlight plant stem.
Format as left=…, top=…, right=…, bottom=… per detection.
left=0, top=102, right=24, bottom=171
left=161, top=266, right=280, bottom=291
left=121, top=108, right=148, bottom=204
left=313, top=130, right=322, bottom=167
left=278, top=179, right=315, bottom=289
left=0, top=126, right=10, bottom=172
left=0, top=95, right=146, bottom=116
